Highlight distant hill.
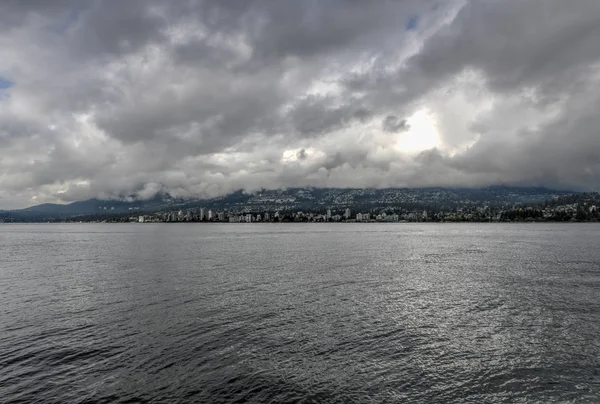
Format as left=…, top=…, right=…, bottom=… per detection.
left=21, top=198, right=162, bottom=215
left=0, top=186, right=577, bottom=222
left=1, top=193, right=176, bottom=221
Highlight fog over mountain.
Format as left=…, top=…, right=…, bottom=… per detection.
left=1, top=1, right=600, bottom=209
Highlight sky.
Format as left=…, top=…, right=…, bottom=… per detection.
left=1, top=0, right=600, bottom=209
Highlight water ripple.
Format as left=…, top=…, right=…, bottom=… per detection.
left=1, top=223, right=599, bottom=403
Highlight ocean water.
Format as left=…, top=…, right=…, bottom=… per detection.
left=1, top=223, right=599, bottom=403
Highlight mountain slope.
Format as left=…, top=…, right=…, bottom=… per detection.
left=0, top=186, right=576, bottom=222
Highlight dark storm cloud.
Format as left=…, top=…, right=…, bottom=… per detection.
left=0, top=0, right=599, bottom=208
left=287, top=96, right=372, bottom=136
left=0, top=0, right=75, bottom=29
left=296, top=149, right=308, bottom=161
left=382, top=116, right=410, bottom=133
left=406, top=1, right=600, bottom=94
left=67, top=0, right=167, bottom=58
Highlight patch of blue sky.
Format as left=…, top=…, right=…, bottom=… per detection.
left=406, top=15, right=419, bottom=31
left=0, top=76, right=13, bottom=89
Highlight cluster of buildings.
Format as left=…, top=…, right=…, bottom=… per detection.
left=500, top=203, right=598, bottom=222
left=134, top=208, right=430, bottom=223
left=133, top=201, right=599, bottom=224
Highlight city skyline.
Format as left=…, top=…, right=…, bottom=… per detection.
left=3, top=186, right=598, bottom=223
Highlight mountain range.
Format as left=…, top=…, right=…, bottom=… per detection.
left=0, top=186, right=577, bottom=222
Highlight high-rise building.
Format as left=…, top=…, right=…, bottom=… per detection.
left=199, top=208, right=206, bottom=221
left=264, top=212, right=271, bottom=221
left=326, top=209, right=332, bottom=220
left=344, top=208, right=351, bottom=219
left=208, top=210, right=214, bottom=220
left=356, top=213, right=363, bottom=221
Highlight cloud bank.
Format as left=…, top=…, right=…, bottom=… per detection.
left=1, top=0, right=600, bottom=208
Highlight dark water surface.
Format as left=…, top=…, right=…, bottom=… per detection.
left=1, top=223, right=599, bottom=403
